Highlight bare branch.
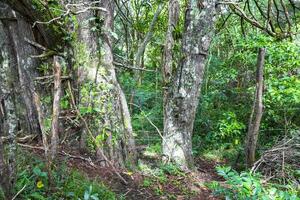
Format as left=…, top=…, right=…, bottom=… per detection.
left=114, top=61, right=155, bottom=72
left=32, top=1, right=107, bottom=27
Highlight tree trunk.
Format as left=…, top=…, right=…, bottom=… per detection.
left=163, top=0, right=218, bottom=169
left=0, top=5, right=42, bottom=136
left=0, top=133, right=5, bottom=198
left=50, top=56, right=62, bottom=159
left=0, top=20, right=9, bottom=199
left=0, top=20, right=17, bottom=199
left=0, top=4, right=52, bottom=183
left=99, top=0, right=137, bottom=167
left=74, top=0, right=137, bottom=167
left=245, top=48, right=266, bottom=168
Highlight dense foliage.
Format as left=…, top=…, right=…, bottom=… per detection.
left=0, top=0, right=299, bottom=199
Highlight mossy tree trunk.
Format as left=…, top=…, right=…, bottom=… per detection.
left=70, top=0, right=137, bottom=167
left=1, top=0, right=137, bottom=168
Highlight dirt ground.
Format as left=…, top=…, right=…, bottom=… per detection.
left=25, top=144, right=223, bottom=200
left=63, top=149, right=222, bottom=199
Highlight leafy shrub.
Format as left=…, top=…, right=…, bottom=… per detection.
left=208, top=166, right=300, bottom=200
left=160, top=163, right=184, bottom=176
left=215, top=112, right=245, bottom=145
left=14, top=151, right=116, bottom=200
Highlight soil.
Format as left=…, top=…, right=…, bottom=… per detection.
left=23, top=144, right=223, bottom=200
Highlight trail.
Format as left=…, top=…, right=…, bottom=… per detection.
left=24, top=144, right=222, bottom=199
left=63, top=148, right=222, bottom=199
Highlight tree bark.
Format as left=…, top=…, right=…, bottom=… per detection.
left=1, top=0, right=64, bottom=48
left=73, top=0, right=137, bottom=167
left=163, top=0, right=218, bottom=169
left=50, top=56, right=62, bottom=159
left=162, top=0, right=179, bottom=86
left=0, top=21, right=8, bottom=199
left=0, top=20, right=17, bottom=199
left=99, top=0, right=137, bottom=167
left=0, top=133, right=5, bottom=198
left=245, top=48, right=266, bottom=168
left=0, top=4, right=42, bottom=136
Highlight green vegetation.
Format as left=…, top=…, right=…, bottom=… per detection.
left=1, top=0, right=299, bottom=199
left=12, top=151, right=116, bottom=200
left=208, top=166, right=299, bottom=200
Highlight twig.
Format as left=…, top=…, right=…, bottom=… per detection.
left=24, top=37, right=47, bottom=51
left=1, top=134, right=36, bottom=143
left=282, top=150, right=285, bottom=175
left=60, top=151, right=96, bottom=167
left=129, top=103, right=163, bottom=139
left=12, top=184, right=27, bottom=200
left=114, top=61, right=155, bottom=72
left=18, top=143, right=97, bottom=168
left=32, top=2, right=106, bottom=27
left=17, top=143, right=44, bottom=150
left=35, top=75, right=70, bottom=81
left=123, top=188, right=132, bottom=196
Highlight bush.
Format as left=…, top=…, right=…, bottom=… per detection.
left=208, top=166, right=299, bottom=200
left=13, top=151, right=116, bottom=200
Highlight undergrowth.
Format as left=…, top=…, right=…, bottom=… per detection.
left=10, top=150, right=116, bottom=200
left=208, top=166, right=300, bottom=200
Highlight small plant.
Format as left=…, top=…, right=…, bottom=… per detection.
left=144, top=143, right=161, bottom=156
left=208, top=166, right=300, bottom=200
left=81, top=186, right=99, bottom=200
left=142, top=178, right=152, bottom=187
left=154, top=187, right=163, bottom=196
left=13, top=151, right=116, bottom=199
left=160, top=163, right=184, bottom=176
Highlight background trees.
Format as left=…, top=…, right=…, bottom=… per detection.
left=0, top=0, right=299, bottom=199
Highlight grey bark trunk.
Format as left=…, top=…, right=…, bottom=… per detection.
left=99, top=0, right=137, bottom=167
left=0, top=4, right=50, bottom=178
left=50, top=56, right=62, bottom=159
left=163, top=0, right=179, bottom=86
left=163, top=0, right=218, bottom=169
left=0, top=5, right=42, bottom=136
left=245, top=48, right=266, bottom=168
left=74, top=0, right=137, bottom=167
left=0, top=133, right=5, bottom=197
left=0, top=20, right=17, bottom=199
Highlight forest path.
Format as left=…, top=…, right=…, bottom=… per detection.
left=25, top=144, right=222, bottom=199
left=63, top=148, right=222, bottom=200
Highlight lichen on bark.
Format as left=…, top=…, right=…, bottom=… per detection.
left=163, top=0, right=219, bottom=169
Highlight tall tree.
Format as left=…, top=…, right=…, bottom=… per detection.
left=0, top=20, right=17, bottom=199
left=64, top=0, right=137, bottom=167
left=1, top=0, right=137, bottom=167
left=245, top=48, right=266, bottom=168
left=0, top=4, right=43, bottom=137
left=163, top=0, right=219, bottom=168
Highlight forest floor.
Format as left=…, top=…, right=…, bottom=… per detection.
left=24, top=144, right=223, bottom=200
